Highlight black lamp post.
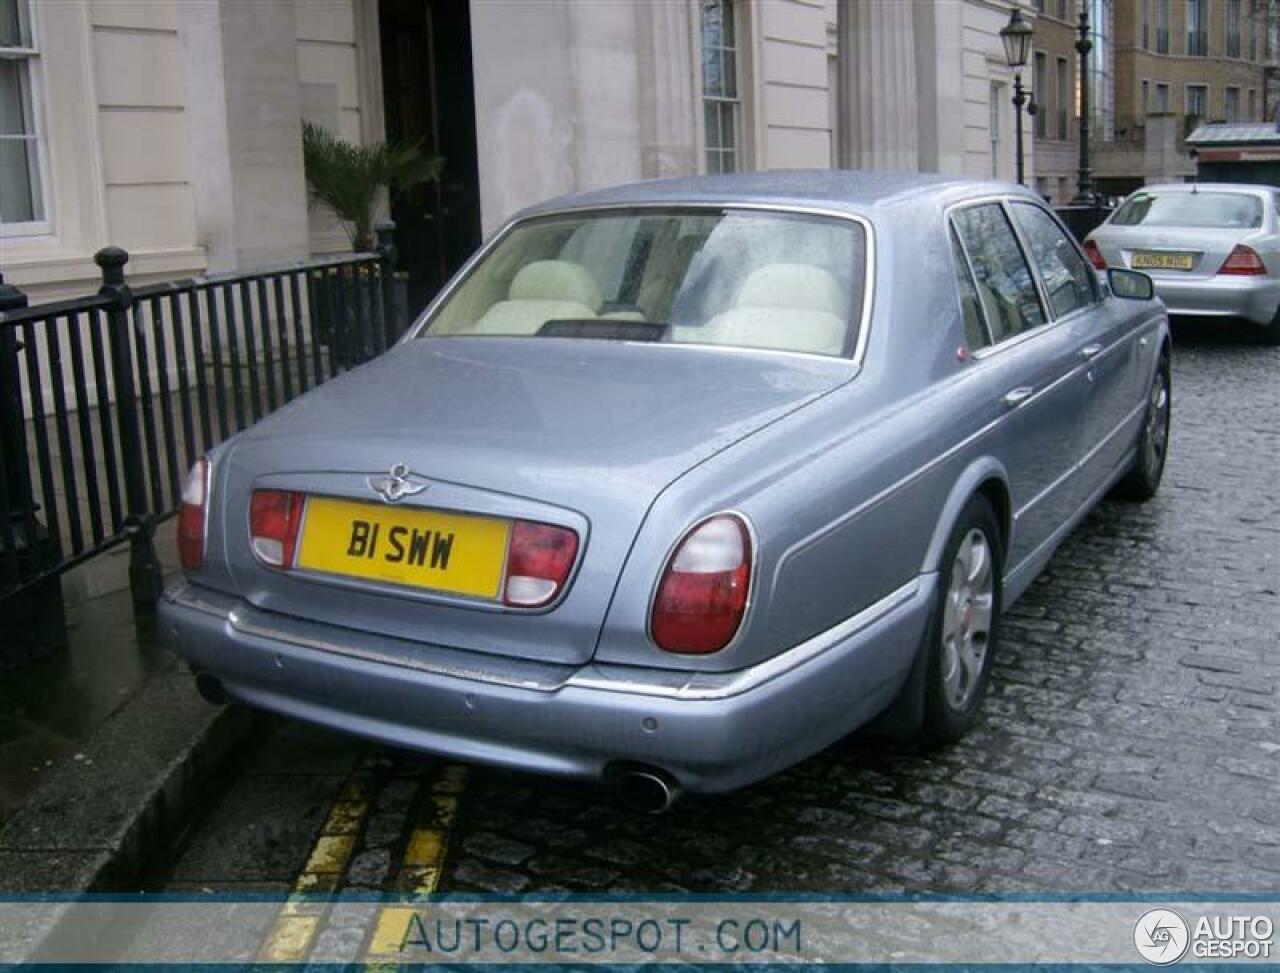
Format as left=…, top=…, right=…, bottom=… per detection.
left=1071, top=4, right=1099, bottom=205
left=1000, top=7, right=1036, bottom=185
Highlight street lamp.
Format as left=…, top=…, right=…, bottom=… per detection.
left=1071, top=4, right=1099, bottom=205
left=1000, top=7, right=1037, bottom=185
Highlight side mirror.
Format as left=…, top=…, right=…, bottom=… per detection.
left=1108, top=268, right=1155, bottom=301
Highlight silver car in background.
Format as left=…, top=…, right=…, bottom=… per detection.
left=1085, top=182, right=1280, bottom=343
left=160, top=172, right=1171, bottom=810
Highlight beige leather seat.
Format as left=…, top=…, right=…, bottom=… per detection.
left=678, top=263, right=848, bottom=356
left=472, top=260, right=602, bottom=335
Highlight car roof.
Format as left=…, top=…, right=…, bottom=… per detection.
left=1129, top=182, right=1276, bottom=197
left=516, top=169, right=1042, bottom=222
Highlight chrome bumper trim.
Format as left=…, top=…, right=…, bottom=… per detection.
left=164, top=575, right=923, bottom=703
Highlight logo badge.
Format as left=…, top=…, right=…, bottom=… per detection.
left=1134, top=908, right=1190, bottom=965
left=367, top=463, right=428, bottom=504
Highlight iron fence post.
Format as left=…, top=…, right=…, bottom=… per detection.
left=0, top=274, right=67, bottom=665
left=97, top=247, right=163, bottom=611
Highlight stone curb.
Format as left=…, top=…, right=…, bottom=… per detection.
left=0, top=661, right=258, bottom=955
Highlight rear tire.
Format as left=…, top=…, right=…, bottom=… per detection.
left=1112, top=353, right=1171, bottom=501
left=1258, top=307, right=1280, bottom=346
left=920, top=496, right=1002, bottom=746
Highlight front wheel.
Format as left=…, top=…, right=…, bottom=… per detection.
left=920, top=496, right=1003, bottom=745
left=1112, top=355, right=1171, bottom=501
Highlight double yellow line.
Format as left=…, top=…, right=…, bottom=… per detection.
left=257, top=763, right=468, bottom=963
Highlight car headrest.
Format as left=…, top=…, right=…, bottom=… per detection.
left=736, top=263, right=846, bottom=317
left=509, top=260, right=602, bottom=310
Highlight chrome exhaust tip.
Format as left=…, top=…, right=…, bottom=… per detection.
left=194, top=671, right=228, bottom=706
left=616, top=768, right=681, bottom=814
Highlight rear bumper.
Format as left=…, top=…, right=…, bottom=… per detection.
left=1151, top=274, right=1280, bottom=324
left=158, top=577, right=934, bottom=793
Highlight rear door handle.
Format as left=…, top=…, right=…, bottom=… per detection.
left=1079, top=342, right=1103, bottom=360
left=1002, top=386, right=1034, bottom=408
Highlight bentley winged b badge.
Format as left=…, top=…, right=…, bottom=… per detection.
left=367, top=463, right=428, bottom=504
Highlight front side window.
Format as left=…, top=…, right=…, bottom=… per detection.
left=423, top=208, right=867, bottom=359
left=0, top=0, right=45, bottom=227
left=701, top=0, right=741, bottom=175
left=950, top=204, right=1047, bottom=344
left=1012, top=203, right=1097, bottom=318
left=1111, top=191, right=1262, bottom=228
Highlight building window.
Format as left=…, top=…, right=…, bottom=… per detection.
left=1156, top=0, right=1170, bottom=53
left=0, top=0, right=45, bottom=228
left=701, top=0, right=741, bottom=174
left=1142, top=0, right=1151, bottom=48
left=1249, top=88, right=1257, bottom=119
left=1186, top=0, right=1208, bottom=55
left=1142, top=79, right=1150, bottom=114
left=1249, top=0, right=1258, bottom=59
left=1227, top=0, right=1242, bottom=57
left=1225, top=86, right=1240, bottom=120
left=1056, top=56, right=1070, bottom=138
left=1057, top=0, right=1069, bottom=20
left=990, top=82, right=1003, bottom=178
left=1186, top=83, right=1208, bottom=119
left=1034, top=52, right=1048, bottom=138
left=1155, top=82, right=1171, bottom=112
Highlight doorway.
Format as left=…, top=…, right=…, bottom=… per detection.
left=379, top=0, right=482, bottom=316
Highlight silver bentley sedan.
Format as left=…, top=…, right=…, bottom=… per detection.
left=160, top=172, right=1170, bottom=810
left=1085, top=182, right=1280, bottom=344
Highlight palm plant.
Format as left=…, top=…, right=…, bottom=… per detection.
left=301, top=121, right=442, bottom=251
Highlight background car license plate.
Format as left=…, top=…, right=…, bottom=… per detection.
left=1132, top=251, right=1195, bottom=271
left=296, top=497, right=510, bottom=598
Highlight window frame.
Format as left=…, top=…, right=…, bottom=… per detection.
left=946, top=196, right=1103, bottom=362
left=699, top=0, right=744, bottom=175
left=1185, top=82, right=1209, bottom=119
left=1186, top=0, right=1209, bottom=56
left=0, top=0, right=51, bottom=237
left=946, top=197, right=1051, bottom=357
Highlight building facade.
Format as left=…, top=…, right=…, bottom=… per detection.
left=1095, top=0, right=1274, bottom=195
left=2, top=0, right=1042, bottom=310
left=1030, top=0, right=1084, bottom=203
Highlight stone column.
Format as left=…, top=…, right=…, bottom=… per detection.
left=837, top=0, right=920, bottom=171
left=178, top=0, right=310, bottom=271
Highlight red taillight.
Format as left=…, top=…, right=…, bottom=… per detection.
left=651, top=514, right=752, bottom=654
left=1083, top=239, right=1107, bottom=270
left=1219, top=244, right=1267, bottom=276
left=249, top=490, right=305, bottom=568
left=178, top=459, right=208, bottom=570
left=504, top=521, right=579, bottom=607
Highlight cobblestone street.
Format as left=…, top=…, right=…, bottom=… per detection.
left=150, top=324, right=1279, bottom=897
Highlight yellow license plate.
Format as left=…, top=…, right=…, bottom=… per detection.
left=1131, top=251, right=1195, bottom=271
left=296, top=497, right=510, bottom=599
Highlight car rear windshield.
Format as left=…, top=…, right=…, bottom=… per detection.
left=420, top=208, right=868, bottom=358
left=1110, top=191, right=1263, bottom=229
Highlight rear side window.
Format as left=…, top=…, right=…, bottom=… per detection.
left=950, top=229, right=990, bottom=351
left=1111, top=191, right=1262, bottom=229
left=950, top=204, right=1046, bottom=344
left=1012, top=203, right=1097, bottom=318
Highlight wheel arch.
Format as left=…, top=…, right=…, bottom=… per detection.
left=921, top=457, right=1012, bottom=575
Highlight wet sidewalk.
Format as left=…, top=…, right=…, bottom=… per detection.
left=0, top=585, right=172, bottom=828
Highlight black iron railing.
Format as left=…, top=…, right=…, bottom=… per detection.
left=0, top=227, right=408, bottom=645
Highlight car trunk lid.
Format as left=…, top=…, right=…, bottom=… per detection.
left=212, top=337, right=851, bottom=664
left=1096, top=225, right=1262, bottom=279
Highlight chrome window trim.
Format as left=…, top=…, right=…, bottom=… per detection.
left=404, top=201, right=878, bottom=367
